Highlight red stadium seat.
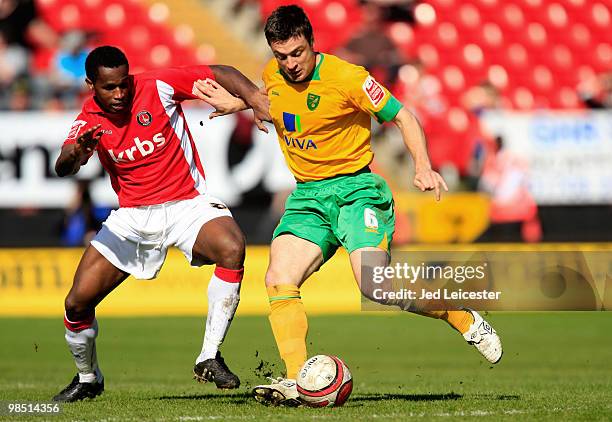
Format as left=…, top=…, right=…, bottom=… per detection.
left=59, top=4, right=81, bottom=29
left=104, top=3, right=127, bottom=28
left=556, top=86, right=581, bottom=108
left=589, top=2, right=611, bottom=29
left=595, top=43, right=612, bottom=71
left=512, top=87, right=535, bottom=110
left=546, top=2, right=569, bottom=28
left=436, top=22, right=459, bottom=49
left=506, top=43, right=530, bottom=70
left=488, top=64, right=509, bottom=90
left=481, top=23, right=504, bottom=50
left=525, top=23, right=548, bottom=50
left=531, top=65, right=554, bottom=94
left=501, top=3, right=525, bottom=29
left=417, top=44, right=441, bottom=70
left=550, top=44, right=574, bottom=70
left=457, top=3, right=481, bottom=29
left=414, top=3, right=438, bottom=27
left=569, top=23, right=592, bottom=49
left=323, top=2, right=348, bottom=27
left=462, top=43, right=486, bottom=70
left=442, top=65, right=466, bottom=92
left=388, top=22, right=415, bottom=49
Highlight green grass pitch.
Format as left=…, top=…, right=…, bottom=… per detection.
left=1, top=312, right=611, bottom=421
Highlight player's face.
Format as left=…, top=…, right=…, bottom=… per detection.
left=87, top=64, right=132, bottom=114
left=270, top=35, right=316, bottom=83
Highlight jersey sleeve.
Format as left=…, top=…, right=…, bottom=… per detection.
left=343, top=65, right=403, bottom=124
left=149, top=65, right=215, bottom=102
left=62, top=113, right=96, bottom=162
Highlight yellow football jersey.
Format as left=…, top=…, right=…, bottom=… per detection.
left=262, top=53, right=403, bottom=182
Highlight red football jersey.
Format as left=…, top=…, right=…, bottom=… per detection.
left=64, top=66, right=214, bottom=207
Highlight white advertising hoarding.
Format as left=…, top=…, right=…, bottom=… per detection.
left=0, top=108, right=294, bottom=208
left=481, top=111, right=612, bottom=205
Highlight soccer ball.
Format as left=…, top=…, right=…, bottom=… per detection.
left=296, top=355, right=353, bottom=407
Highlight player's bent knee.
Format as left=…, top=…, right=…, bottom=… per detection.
left=64, top=294, right=95, bottom=320
left=264, top=267, right=300, bottom=287
left=215, top=234, right=246, bottom=269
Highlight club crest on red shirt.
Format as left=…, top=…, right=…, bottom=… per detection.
left=136, top=110, right=152, bottom=126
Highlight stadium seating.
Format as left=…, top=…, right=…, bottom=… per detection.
left=33, top=0, right=610, bottom=172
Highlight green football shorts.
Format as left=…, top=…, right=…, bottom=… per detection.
left=273, top=168, right=395, bottom=262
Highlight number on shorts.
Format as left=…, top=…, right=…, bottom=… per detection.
left=364, top=208, right=379, bottom=229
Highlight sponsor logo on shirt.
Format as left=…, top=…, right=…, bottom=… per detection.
left=67, top=120, right=87, bottom=140
left=136, top=110, right=153, bottom=126
left=362, top=76, right=385, bottom=107
left=283, top=112, right=301, bottom=132
left=107, top=132, right=166, bottom=163
left=283, top=135, right=317, bottom=150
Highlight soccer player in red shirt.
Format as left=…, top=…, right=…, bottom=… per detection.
left=52, top=46, right=270, bottom=402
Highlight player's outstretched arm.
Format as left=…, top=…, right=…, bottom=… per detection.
left=209, top=65, right=271, bottom=132
left=55, top=124, right=102, bottom=177
left=192, top=79, right=249, bottom=118
left=393, top=108, right=448, bottom=201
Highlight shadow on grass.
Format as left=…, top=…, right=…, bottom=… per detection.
left=156, top=392, right=519, bottom=407
left=157, top=392, right=251, bottom=405
left=473, top=394, right=521, bottom=401
left=351, top=393, right=462, bottom=402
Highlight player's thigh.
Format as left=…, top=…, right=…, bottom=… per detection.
left=336, top=174, right=395, bottom=257
left=272, top=189, right=339, bottom=265
left=265, top=234, right=324, bottom=288
left=191, top=216, right=245, bottom=268
left=172, top=195, right=242, bottom=268
left=66, top=245, right=129, bottom=312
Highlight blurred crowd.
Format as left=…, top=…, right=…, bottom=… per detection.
left=0, top=0, right=90, bottom=111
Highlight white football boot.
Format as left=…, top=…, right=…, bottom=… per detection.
left=252, top=377, right=302, bottom=407
left=463, top=309, right=503, bottom=364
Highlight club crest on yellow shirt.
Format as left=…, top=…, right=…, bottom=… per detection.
left=306, top=93, right=320, bottom=111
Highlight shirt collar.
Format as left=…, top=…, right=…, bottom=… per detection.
left=83, top=96, right=106, bottom=115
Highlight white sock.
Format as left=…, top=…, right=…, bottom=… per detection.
left=65, top=319, right=104, bottom=384
left=196, top=274, right=241, bottom=363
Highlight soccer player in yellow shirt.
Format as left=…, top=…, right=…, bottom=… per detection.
left=193, top=4, right=502, bottom=407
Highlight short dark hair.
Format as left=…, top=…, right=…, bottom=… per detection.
left=264, top=5, right=313, bottom=46
left=85, top=46, right=129, bottom=82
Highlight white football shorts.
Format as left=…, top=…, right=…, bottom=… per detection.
left=91, top=194, right=232, bottom=280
